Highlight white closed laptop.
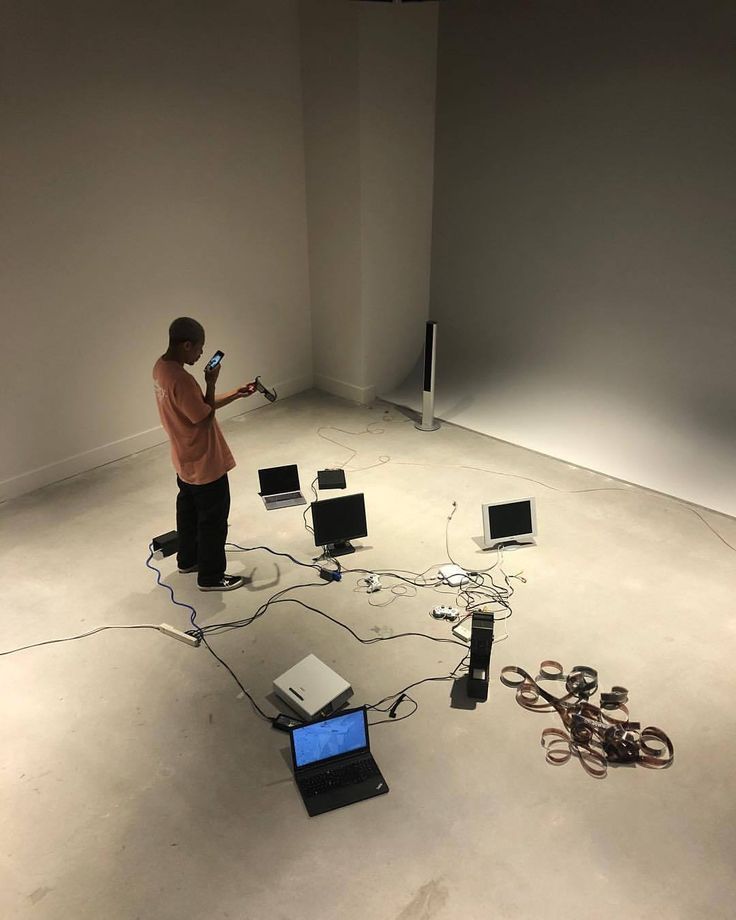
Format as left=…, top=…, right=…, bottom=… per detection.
left=258, top=464, right=306, bottom=509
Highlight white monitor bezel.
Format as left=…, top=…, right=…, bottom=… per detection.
left=481, top=497, right=537, bottom=549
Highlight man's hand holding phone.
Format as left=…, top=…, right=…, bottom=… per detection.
left=204, top=350, right=224, bottom=385
left=204, top=361, right=222, bottom=386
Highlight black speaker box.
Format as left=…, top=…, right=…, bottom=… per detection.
left=318, top=469, right=347, bottom=490
left=467, top=611, right=494, bottom=702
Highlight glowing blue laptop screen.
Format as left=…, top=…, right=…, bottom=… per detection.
left=292, top=710, right=367, bottom=768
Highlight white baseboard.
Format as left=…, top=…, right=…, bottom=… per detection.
left=264, top=372, right=314, bottom=402
left=0, top=426, right=170, bottom=504
left=0, top=372, right=314, bottom=504
left=314, top=373, right=376, bottom=405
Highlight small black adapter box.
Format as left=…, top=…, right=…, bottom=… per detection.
left=152, top=530, right=179, bottom=558
left=317, top=469, right=346, bottom=490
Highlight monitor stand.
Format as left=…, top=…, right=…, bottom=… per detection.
left=325, top=540, right=356, bottom=557
left=495, top=538, right=536, bottom=550
left=472, top=535, right=536, bottom=552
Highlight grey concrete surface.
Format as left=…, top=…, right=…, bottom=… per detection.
left=2, top=390, right=735, bottom=920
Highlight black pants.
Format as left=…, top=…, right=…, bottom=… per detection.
left=176, top=473, right=230, bottom=587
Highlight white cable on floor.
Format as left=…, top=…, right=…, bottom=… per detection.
left=0, top=624, right=163, bottom=657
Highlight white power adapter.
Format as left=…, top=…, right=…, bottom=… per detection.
left=451, top=618, right=473, bottom=642
left=438, top=564, right=470, bottom=588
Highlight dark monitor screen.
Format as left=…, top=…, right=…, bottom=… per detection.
left=489, top=500, right=533, bottom=540
left=311, top=493, right=367, bottom=547
left=258, top=464, right=300, bottom=496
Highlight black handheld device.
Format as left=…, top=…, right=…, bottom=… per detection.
left=205, top=350, right=224, bottom=371
left=254, top=376, right=277, bottom=402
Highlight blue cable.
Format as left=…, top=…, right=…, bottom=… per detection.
left=145, top=545, right=203, bottom=640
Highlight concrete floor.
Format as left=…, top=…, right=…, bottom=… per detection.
left=2, top=390, right=735, bottom=920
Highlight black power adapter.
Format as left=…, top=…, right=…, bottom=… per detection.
left=319, top=567, right=342, bottom=582
left=272, top=714, right=304, bottom=732
left=152, top=531, right=179, bottom=559
left=317, top=469, right=346, bottom=490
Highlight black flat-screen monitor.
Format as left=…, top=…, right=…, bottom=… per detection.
left=311, top=493, right=367, bottom=556
left=258, top=464, right=300, bottom=497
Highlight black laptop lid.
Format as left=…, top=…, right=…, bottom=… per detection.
left=258, top=464, right=300, bottom=497
left=290, top=707, right=370, bottom=772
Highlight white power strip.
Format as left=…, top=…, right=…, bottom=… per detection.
left=159, top=623, right=200, bottom=648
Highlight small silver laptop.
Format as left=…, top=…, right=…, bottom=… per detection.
left=258, top=464, right=306, bottom=509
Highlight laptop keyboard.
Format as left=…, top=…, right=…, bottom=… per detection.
left=301, top=759, right=380, bottom=797
left=267, top=491, right=301, bottom=502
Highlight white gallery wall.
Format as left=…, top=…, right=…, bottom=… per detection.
left=359, top=4, right=438, bottom=396
left=300, top=0, right=364, bottom=402
left=1, top=0, right=312, bottom=501
left=300, top=0, right=438, bottom=404
left=390, top=0, right=736, bottom=517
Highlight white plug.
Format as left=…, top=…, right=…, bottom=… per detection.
left=159, top=623, right=200, bottom=648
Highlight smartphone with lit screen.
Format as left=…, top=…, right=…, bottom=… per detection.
left=205, top=350, right=224, bottom=371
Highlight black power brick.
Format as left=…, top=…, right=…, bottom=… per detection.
left=272, top=714, right=305, bottom=732
left=319, top=567, right=342, bottom=582
left=152, top=531, right=179, bottom=559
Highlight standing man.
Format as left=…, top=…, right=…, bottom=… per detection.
left=153, top=317, right=256, bottom=591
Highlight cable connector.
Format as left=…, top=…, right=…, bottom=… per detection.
left=319, top=567, right=342, bottom=582
left=389, top=694, right=406, bottom=718
left=159, top=623, right=201, bottom=648
left=272, top=713, right=305, bottom=732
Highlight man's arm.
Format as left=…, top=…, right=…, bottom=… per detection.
left=199, top=370, right=257, bottom=422
left=212, top=384, right=256, bottom=410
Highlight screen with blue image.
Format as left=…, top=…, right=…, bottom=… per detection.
left=292, top=709, right=367, bottom=768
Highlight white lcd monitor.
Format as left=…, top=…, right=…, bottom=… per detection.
left=481, top=497, right=537, bottom=549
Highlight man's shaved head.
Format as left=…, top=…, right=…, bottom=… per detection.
left=169, top=317, right=204, bottom=345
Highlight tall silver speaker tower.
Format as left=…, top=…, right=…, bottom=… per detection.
left=415, top=320, right=440, bottom=432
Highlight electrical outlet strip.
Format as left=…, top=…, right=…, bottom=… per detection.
left=159, top=623, right=200, bottom=648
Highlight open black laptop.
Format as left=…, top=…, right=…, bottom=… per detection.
left=289, top=706, right=389, bottom=817
left=257, top=464, right=306, bottom=509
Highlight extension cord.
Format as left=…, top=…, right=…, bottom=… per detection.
left=159, top=623, right=200, bottom=648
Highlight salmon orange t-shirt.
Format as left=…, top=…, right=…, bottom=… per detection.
left=153, top=357, right=235, bottom=485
